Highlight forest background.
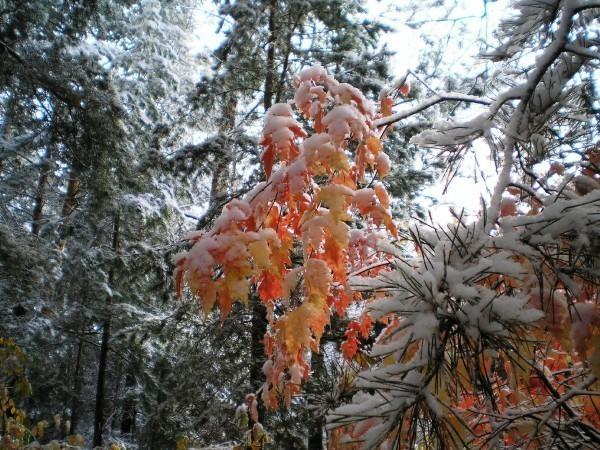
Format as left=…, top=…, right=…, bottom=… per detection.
left=0, top=0, right=599, bottom=449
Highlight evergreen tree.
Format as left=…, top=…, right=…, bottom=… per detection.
left=0, top=0, right=204, bottom=446
left=183, top=1, right=431, bottom=447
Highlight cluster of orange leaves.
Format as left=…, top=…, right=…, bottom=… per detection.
left=175, top=66, right=403, bottom=415
left=175, top=64, right=600, bottom=447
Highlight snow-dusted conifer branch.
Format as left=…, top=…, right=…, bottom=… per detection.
left=373, top=93, right=492, bottom=128
left=328, top=1, right=600, bottom=448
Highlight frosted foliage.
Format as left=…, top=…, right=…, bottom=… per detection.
left=329, top=1, right=600, bottom=442
left=174, top=63, right=399, bottom=445
left=332, top=186, right=600, bottom=446
left=323, top=105, right=369, bottom=144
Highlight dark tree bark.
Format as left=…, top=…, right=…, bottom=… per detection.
left=263, top=0, right=277, bottom=111
left=308, top=351, right=325, bottom=450
left=92, top=212, right=120, bottom=447
left=58, top=163, right=81, bottom=247
left=121, top=372, right=136, bottom=434
left=275, top=11, right=300, bottom=104
left=32, top=148, right=52, bottom=235
left=209, top=95, right=237, bottom=207
left=69, top=339, right=83, bottom=434
left=250, top=296, right=267, bottom=424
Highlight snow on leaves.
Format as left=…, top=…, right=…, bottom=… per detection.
left=177, top=35, right=600, bottom=445
left=327, top=2, right=600, bottom=441
left=331, top=182, right=600, bottom=447
left=175, top=65, right=396, bottom=413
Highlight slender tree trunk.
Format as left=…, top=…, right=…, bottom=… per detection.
left=121, top=372, right=136, bottom=434
left=275, top=11, right=299, bottom=104
left=208, top=95, right=238, bottom=207
left=69, top=339, right=83, bottom=434
left=263, top=0, right=277, bottom=111
left=61, top=169, right=80, bottom=219
left=147, top=361, right=167, bottom=450
left=308, top=416, right=324, bottom=450
left=250, top=296, right=267, bottom=424
left=308, top=352, right=325, bottom=449
left=93, top=212, right=120, bottom=447
left=93, top=302, right=111, bottom=446
left=32, top=147, right=52, bottom=235
left=246, top=3, right=278, bottom=430
left=58, top=163, right=81, bottom=247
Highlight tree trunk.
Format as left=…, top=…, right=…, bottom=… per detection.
left=275, top=11, right=299, bottom=104
left=250, top=296, right=267, bottom=424
left=263, top=0, right=277, bottom=111
left=61, top=168, right=80, bottom=219
left=121, top=372, right=136, bottom=434
left=307, top=351, right=325, bottom=450
left=92, top=212, right=120, bottom=447
left=308, top=416, right=324, bottom=450
left=32, top=148, right=52, bottom=235
left=246, top=3, right=278, bottom=429
left=69, top=339, right=83, bottom=434
left=208, top=95, right=238, bottom=207
left=58, top=164, right=81, bottom=247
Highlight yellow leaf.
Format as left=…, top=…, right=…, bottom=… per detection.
left=279, top=305, right=314, bottom=358
left=225, top=272, right=249, bottom=306
left=365, top=136, right=382, bottom=154
left=327, top=149, right=351, bottom=173
left=305, top=259, right=331, bottom=298
left=248, top=239, right=271, bottom=269
left=317, top=184, right=353, bottom=220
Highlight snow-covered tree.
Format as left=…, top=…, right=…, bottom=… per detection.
left=327, top=1, right=600, bottom=448
left=0, top=0, right=202, bottom=447
left=178, top=1, right=600, bottom=449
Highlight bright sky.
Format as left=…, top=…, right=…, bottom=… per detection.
left=189, top=0, right=512, bottom=225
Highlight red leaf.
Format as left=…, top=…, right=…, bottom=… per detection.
left=258, top=271, right=283, bottom=302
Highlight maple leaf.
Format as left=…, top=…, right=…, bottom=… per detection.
left=365, top=136, right=382, bottom=154
left=380, top=96, right=394, bottom=117
left=358, top=314, right=372, bottom=339
left=331, top=286, right=352, bottom=316
left=340, top=333, right=359, bottom=360
left=261, top=145, right=276, bottom=179
left=258, top=271, right=283, bottom=302
left=248, top=239, right=271, bottom=269
left=304, top=258, right=332, bottom=299
left=323, top=236, right=347, bottom=281
left=316, top=184, right=354, bottom=220
left=278, top=305, right=314, bottom=360
left=195, top=275, right=218, bottom=315
left=374, top=182, right=390, bottom=208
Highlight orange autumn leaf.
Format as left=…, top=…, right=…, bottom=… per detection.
left=258, top=271, right=283, bottom=302
left=380, top=96, right=394, bottom=117
left=341, top=332, right=359, bottom=360
left=358, top=314, right=372, bottom=339
left=365, top=135, right=382, bottom=154
left=261, top=145, right=276, bottom=179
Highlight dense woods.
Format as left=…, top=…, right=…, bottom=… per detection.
left=1, top=0, right=599, bottom=449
